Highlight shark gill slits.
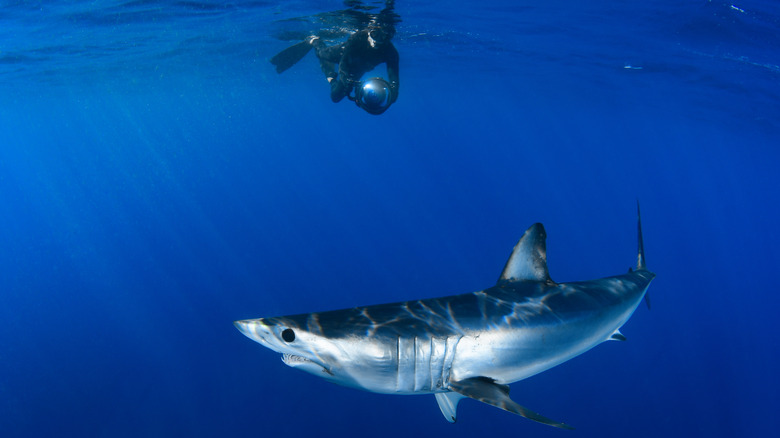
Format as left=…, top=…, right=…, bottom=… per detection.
left=281, top=328, right=295, bottom=343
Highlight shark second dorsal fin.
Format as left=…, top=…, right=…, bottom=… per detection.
left=448, top=377, right=574, bottom=429
left=498, top=223, right=552, bottom=284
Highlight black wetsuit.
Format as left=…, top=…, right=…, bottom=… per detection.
left=314, top=30, right=399, bottom=103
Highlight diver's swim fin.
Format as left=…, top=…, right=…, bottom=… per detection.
left=270, top=40, right=314, bottom=73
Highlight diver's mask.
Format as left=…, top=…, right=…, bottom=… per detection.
left=368, top=27, right=393, bottom=46
left=351, top=77, right=393, bottom=115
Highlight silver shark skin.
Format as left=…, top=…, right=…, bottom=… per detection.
left=235, top=209, right=655, bottom=428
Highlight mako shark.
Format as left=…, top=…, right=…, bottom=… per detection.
left=235, top=209, right=655, bottom=428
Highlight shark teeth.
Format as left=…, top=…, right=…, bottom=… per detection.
left=281, top=353, right=309, bottom=365
left=281, top=354, right=334, bottom=376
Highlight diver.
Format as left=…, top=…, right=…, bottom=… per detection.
left=269, top=20, right=399, bottom=115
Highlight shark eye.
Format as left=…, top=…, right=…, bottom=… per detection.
left=281, top=328, right=295, bottom=343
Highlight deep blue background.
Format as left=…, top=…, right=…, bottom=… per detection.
left=1, top=1, right=778, bottom=436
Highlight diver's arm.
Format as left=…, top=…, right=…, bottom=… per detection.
left=335, top=32, right=366, bottom=85
left=386, top=45, right=400, bottom=103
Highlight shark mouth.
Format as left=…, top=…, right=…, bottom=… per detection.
left=281, top=354, right=334, bottom=376
left=281, top=353, right=311, bottom=366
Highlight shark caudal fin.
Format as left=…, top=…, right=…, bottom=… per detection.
left=637, top=201, right=647, bottom=271
left=636, top=201, right=651, bottom=309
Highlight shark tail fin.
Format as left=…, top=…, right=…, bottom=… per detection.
left=636, top=201, right=651, bottom=309
left=636, top=201, right=647, bottom=271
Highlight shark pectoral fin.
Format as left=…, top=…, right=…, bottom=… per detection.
left=449, top=377, right=574, bottom=430
left=435, top=392, right=466, bottom=423
left=609, top=329, right=627, bottom=341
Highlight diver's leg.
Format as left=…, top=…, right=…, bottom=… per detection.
left=313, top=41, right=342, bottom=80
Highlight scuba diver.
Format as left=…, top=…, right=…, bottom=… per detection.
left=269, top=20, right=399, bottom=115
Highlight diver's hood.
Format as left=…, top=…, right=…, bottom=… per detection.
left=353, top=77, right=393, bottom=115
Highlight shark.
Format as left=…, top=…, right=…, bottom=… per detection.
left=234, top=207, right=655, bottom=428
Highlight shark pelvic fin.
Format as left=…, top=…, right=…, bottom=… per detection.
left=609, top=329, right=627, bottom=341
left=448, top=377, right=574, bottom=429
left=435, top=392, right=466, bottom=423
left=498, top=223, right=552, bottom=284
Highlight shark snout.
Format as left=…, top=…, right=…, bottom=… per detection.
left=233, top=319, right=256, bottom=338
left=234, top=318, right=298, bottom=358
left=234, top=319, right=276, bottom=348
left=234, top=318, right=334, bottom=378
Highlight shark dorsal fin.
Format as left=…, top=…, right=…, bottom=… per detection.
left=498, top=223, right=551, bottom=284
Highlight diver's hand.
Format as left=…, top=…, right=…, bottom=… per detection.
left=389, top=81, right=399, bottom=103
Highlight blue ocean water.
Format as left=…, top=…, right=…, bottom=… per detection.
left=1, top=0, right=778, bottom=436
